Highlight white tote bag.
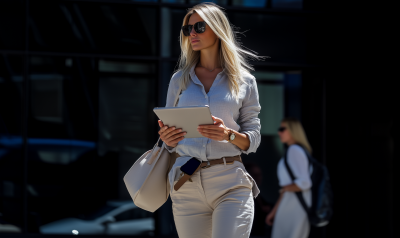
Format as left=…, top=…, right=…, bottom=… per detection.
left=123, top=140, right=171, bottom=212
left=123, top=85, right=181, bottom=212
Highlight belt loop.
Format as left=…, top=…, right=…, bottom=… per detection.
left=223, top=157, right=226, bottom=166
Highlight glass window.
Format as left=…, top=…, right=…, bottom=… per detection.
left=25, top=56, right=158, bottom=235
left=162, top=0, right=185, bottom=3
left=272, top=0, right=302, bottom=9
left=0, top=55, right=24, bottom=234
left=0, top=1, right=25, bottom=51
left=161, top=8, right=186, bottom=58
left=189, top=0, right=227, bottom=4
left=232, top=0, right=267, bottom=7
left=29, top=1, right=157, bottom=56
left=228, top=13, right=306, bottom=64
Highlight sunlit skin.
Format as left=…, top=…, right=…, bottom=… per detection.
left=265, top=122, right=302, bottom=226
left=159, top=12, right=251, bottom=151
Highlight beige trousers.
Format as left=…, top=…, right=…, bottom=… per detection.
left=171, top=161, right=255, bottom=238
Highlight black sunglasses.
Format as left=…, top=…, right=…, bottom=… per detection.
left=182, top=21, right=207, bottom=36
left=278, top=127, right=286, bottom=132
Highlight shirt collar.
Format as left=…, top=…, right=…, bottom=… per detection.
left=189, top=64, right=226, bottom=85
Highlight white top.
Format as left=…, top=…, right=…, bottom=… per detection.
left=277, top=145, right=312, bottom=191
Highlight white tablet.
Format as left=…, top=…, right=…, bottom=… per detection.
left=153, top=106, right=214, bottom=138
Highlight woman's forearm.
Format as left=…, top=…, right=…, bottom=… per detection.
left=281, top=183, right=302, bottom=193
left=227, top=129, right=250, bottom=151
left=271, top=192, right=284, bottom=214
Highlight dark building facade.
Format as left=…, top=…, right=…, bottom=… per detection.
left=0, top=0, right=395, bottom=238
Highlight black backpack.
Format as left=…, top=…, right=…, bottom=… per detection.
left=284, top=144, right=333, bottom=227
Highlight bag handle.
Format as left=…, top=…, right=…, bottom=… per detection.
left=156, top=82, right=183, bottom=148
left=283, top=146, right=310, bottom=215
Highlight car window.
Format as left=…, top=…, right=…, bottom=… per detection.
left=114, top=208, right=152, bottom=221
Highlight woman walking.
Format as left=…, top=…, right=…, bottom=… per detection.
left=157, top=2, right=263, bottom=238
left=266, top=118, right=312, bottom=238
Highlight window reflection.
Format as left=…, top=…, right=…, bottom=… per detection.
left=0, top=1, right=25, bottom=50
left=272, top=0, right=302, bottom=9
left=0, top=55, right=24, bottom=234
left=29, top=2, right=157, bottom=55
left=232, top=0, right=267, bottom=7
left=229, top=13, right=306, bottom=63
left=23, top=56, right=157, bottom=234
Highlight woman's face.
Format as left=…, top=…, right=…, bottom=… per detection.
left=278, top=122, right=293, bottom=144
left=187, top=12, right=219, bottom=51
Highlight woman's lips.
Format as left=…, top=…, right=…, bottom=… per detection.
left=191, top=40, right=199, bottom=44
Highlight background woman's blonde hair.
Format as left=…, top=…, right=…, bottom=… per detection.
left=177, top=2, right=265, bottom=99
left=282, top=117, right=312, bottom=154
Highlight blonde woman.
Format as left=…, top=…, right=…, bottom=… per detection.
left=266, top=118, right=312, bottom=238
left=157, top=2, right=264, bottom=238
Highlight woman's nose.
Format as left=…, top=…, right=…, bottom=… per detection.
left=190, top=27, right=197, bottom=36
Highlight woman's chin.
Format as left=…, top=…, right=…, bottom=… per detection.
left=191, top=45, right=202, bottom=51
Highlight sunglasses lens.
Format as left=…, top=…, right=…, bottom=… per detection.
left=278, top=127, right=286, bottom=132
left=182, top=25, right=191, bottom=36
left=194, top=21, right=206, bottom=33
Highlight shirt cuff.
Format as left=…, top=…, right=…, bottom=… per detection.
left=165, top=145, right=176, bottom=153
left=294, top=179, right=312, bottom=191
left=239, top=131, right=257, bottom=154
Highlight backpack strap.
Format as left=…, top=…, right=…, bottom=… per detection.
left=283, top=146, right=310, bottom=215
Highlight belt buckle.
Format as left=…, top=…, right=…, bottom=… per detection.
left=201, top=161, right=211, bottom=169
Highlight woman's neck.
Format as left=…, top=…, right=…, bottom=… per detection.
left=199, top=39, right=221, bottom=70
left=286, top=139, right=297, bottom=146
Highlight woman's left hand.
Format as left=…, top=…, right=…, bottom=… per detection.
left=197, top=116, right=230, bottom=141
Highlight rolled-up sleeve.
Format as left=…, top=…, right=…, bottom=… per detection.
left=238, top=76, right=261, bottom=154
left=288, top=145, right=312, bottom=190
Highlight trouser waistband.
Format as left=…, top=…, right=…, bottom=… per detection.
left=174, top=155, right=242, bottom=191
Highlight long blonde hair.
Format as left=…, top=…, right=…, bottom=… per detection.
left=282, top=117, right=313, bottom=154
left=177, top=2, right=265, bottom=99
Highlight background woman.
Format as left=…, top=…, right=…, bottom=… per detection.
left=157, top=2, right=264, bottom=238
left=266, top=117, right=312, bottom=238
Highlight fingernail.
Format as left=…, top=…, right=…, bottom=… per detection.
left=178, top=129, right=182, bottom=132
left=164, top=126, right=167, bottom=129
left=184, top=132, right=187, bottom=135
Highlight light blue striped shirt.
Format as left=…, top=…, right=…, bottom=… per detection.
left=165, top=65, right=261, bottom=196
left=165, top=65, right=261, bottom=159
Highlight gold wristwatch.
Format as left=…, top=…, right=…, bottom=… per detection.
left=228, top=129, right=236, bottom=142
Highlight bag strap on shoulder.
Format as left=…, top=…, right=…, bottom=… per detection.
left=283, top=147, right=310, bottom=214
left=157, top=83, right=182, bottom=148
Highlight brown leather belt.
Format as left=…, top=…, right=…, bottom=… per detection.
left=173, top=155, right=242, bottom=191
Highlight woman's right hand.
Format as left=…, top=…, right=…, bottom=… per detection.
left=158, top=120, right=186, bottom=147
left=266, top=210, right=276, bottom=226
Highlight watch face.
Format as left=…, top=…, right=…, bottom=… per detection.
left=230, top=133, right=235, bottom=141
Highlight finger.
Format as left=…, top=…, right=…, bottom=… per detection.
left=158, top=120, right=164, bottom=128
left=162, top=127, right=176, bottom=137
left=198, top=124, right=222, bottom=129
left=164, top=128, right=182, bottom=139
left=168, top=136, right=185, bottom=145
left=166, top=131, right=186, bottom=142
left=199, top=128, right=224, bottom=135
left=212, top=116, right=223, bottom=123
left=158, top=125, right=169, bottom=135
